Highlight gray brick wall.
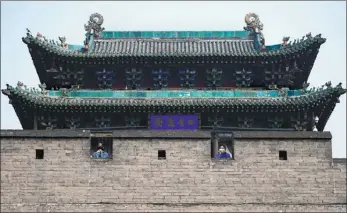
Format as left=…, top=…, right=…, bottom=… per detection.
left=1, top=136, right=346, bottom=212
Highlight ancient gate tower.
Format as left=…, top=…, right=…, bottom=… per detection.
left=1, top=13, right=346, bottom=212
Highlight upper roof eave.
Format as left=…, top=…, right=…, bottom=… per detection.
left=22, top=31, right=326, bottom=59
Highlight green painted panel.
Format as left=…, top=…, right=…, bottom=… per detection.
left=100, top=31, right=249, bottom=39
left=47, top=89, right=306, bottom=98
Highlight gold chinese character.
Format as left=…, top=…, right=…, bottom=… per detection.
left=167, top=118, right=175, bottom=127
left=187, top=119, right=195, bottom=125
left=155, top=118, right=163, bottom=127
left=178, top=118, right=185, bottom=127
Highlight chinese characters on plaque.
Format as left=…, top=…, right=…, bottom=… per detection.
left=150, top=115, right=198, bottom=130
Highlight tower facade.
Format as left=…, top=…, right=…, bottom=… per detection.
left=2, top=13, right=345, bottom=132
left=1, top=13, right=346, bottom=213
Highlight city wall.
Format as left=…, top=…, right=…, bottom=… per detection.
left=1, top=130, right=346, bottom=212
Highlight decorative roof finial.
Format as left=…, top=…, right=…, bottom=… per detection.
left=282, top=37, right=290, bottom=46
left=17, top=81, right=24, bottom=87
left=244, top=13, right=263, bottom=33
left=84, top=13, right=105, bottom=38
left=325, top=81, right=332, bottom=89
left=243, top=13, right=265, bottom=50
left=26, top=28, right=31, bottom=37
left=58, top=36, right=67, bottom=49
left=38, top=83, right=47, bottom=95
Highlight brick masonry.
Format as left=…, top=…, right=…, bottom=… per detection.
left=0, top=130, right=346, bottom=212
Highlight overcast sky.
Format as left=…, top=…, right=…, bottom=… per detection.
left=1, top=1, right=346, bottom=157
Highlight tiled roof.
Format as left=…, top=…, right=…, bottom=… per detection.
left=91, top=39, right=256, bottom=56
left=22, top=33, right=326, bottom=58
left=3, top=84, right=345, bottom=110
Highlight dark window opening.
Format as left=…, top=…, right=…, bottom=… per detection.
left=279, top=150, right=287, bottom=160
left=211, top=136, right=234, bottom=160
left=158, top=150, right=166, bottom=159
left=90, top=135, right=113, bottom=159
left=36, top=149, right=44, bottom=159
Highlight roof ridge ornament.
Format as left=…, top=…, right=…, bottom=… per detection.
left=84, top=13, right=105, bottom=51
left=243, top=13, right=265, bottom=50
left=281, top=37, right=290, bottom=46
left=38, top=83, right=48, bottom=95
left=58, top=36, right=68, bottom=49
left=84, top=13, right=105, bottom=38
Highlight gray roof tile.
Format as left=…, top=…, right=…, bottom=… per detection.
left=92, top=39, right=256, bottom=56
left=22, top=33, right=326, bottom=58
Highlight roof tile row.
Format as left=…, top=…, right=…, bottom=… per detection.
left=3, top=85, right=345, bottom=110
left=22, top=33, right=326, bottom=58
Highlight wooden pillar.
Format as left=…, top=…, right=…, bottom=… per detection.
left=33, top=112, right=38, bottom=130
left=212, top=136, right=219, bottom=158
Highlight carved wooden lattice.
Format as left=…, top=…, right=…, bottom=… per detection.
left=179, top=69, right=196, bottom=88
left=125, top=116, right=140, bottom=127
left=95, top=116, right=111, bottom=128
left=152, top=69, right=169, bottom=89
left=207, top=114, right=224, bottom=128
left=206, top=68, right=223, bottom=89
left=96, top=68, right=114, bottom=89
left=235, top=68, right=253, bottom=87
left=264, top=63, right=294, bottom=88
left=290, top=112, right=309, bottom=131
left=65, top=115, right=81, bottom=130
left=268, top=116, right=283, bottom=128
left=38, top=115, right=58, bottom=130
left=125, top=68, right=142, bottom=89
left=52, top=65, right=84, bottom=87
left=237, top=116, right=254, bottom=128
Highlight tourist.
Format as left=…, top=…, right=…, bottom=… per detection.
left=215, top=145, right=231, bottom=159
left=91, top=142, right=109, bottom=159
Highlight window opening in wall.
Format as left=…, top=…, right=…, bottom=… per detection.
left=279, top=150, right=287, bottom=160
left=36, top=149, right=44, bottom=159
left=211, top=133, right=234, bottom=160
left=90, top=133, right=113, bottom=159
left=158, top=150, right=166, bottom=159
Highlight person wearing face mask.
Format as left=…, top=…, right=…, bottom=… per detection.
left=91, top=142, right=109, bottom=159
left=215, top=145, right=231, bottom=159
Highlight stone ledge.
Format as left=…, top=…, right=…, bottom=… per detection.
left=0, top=129, right=332, bottom=140
left=1, top=203, right=346, bottom=212
left=231, top=131, right=332, bottom=140
left=0, top=129, right=91, bottom=138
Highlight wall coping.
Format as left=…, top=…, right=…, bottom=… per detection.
left=0, top=129, right=332, bottom=140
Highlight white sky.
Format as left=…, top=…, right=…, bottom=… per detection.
left=1, top=1, right=346, bottom=157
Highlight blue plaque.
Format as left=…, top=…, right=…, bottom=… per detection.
left=150, top=115, right=198, bottom=130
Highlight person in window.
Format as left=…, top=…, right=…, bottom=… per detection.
left=91, top=142, right=109, bottom=159
left=215, top=145, right=231, bottom=159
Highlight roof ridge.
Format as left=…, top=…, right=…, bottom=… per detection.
left=94, top=38, right=255, bottom=42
